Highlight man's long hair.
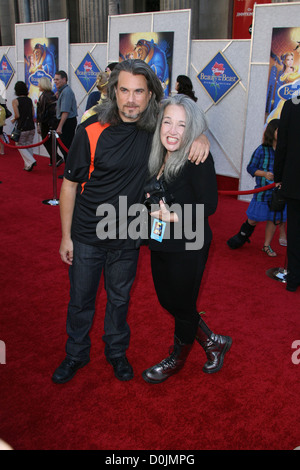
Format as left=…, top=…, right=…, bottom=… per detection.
left=95, top=59, right=164, bottom=133
left=148, top=94, right=208, bottom=182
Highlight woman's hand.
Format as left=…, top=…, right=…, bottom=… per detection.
left=150, top=200, right=179, bottom=222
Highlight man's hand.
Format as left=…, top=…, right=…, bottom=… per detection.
left=59, top=237, right=74, bottom=265
left=56, top=112, right=69, bottom=135
left=188, top=134, right=210, bottom=165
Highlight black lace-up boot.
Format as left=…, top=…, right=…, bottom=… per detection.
left=142, top=336, right=193, bottom=384
left=196, top=315, right=232, bottom=374
left=227, top=220, right=255, bottom=249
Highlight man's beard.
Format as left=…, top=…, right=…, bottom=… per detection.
left=121, top=106, right=141, bottom=121
left=123, top=112, right=140, bottom=120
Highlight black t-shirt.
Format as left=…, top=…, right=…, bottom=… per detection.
left=64, top=114, right=153, bottom=248
left=17, top=97, right=35, bottom=131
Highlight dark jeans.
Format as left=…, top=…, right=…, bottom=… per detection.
left=66, top=240, right=140, bottom=361
left=150, top=243, right=210, bottom=344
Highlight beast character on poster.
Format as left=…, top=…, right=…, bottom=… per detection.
left=119, top=32, right=174, bottom=97
left=24, top=37, right=58, bottom=108
left=265, top=27, right=300, bottom=123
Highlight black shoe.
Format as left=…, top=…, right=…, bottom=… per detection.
left=227, top=220, right=255, bottom=249
left=52, top=357, right=89, bottom=384
left=196, top=316, right=232, bottom=374
left=107, top=356, right=133, bottom=381
left=142, top=337, right=192, bottom=384
left=24, top=161, right=37, bottom=172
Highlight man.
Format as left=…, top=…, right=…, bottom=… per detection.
left=54, top=70, right=78, bottom=161
left=52, top=59, right=210, bottom=385
left=274, top=96, right=300, bottom=292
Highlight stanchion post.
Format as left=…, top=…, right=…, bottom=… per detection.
left=52, top=129, right=58, bottom=200
left=42, top=130, right=60, bottom=206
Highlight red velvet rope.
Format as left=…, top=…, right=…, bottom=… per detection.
left=0, top=134, right=50, bottom=149
left=56, top=136, right=69, bottom=153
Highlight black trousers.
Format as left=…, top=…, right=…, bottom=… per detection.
left=150, top=243, right=210, bottom=344
left=286, top=198, right=300, bottom=285
left=41, top=123, right=57, bottom=164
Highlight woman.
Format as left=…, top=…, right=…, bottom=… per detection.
left=12, top=81, right=36, bottom=171
left=175, top=75, right=198, bottom=102
left=227, top=119, right=287, bottom=255
left=36, top=77, right=61, bottom=166
left=142, top=94, right=232, bottom=384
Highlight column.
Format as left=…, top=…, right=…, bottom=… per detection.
left=0, top=0, right=14, bottom=45
left=160, top=0, right=199, bottom=39
left=48, top=0, right=68, bottom=19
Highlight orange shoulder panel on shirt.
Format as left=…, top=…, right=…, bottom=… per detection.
left=80, top=121, right=110, bottom=194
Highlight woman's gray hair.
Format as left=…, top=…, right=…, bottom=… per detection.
left=95, top=59, right=164, bottom=132
left=148, top=94, right=208, bottom=182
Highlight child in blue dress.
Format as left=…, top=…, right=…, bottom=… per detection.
left=227, top=119, right=287, bottom=256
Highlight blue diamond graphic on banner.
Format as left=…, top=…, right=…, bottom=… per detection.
left=197, top=51, right=240, bottom=104
left=0, top=54, right=15, bottom=90
left=75, top=52, right=101, bottom=94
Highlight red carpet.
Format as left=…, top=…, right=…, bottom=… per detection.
left=1, top=145, right=300, bottom=451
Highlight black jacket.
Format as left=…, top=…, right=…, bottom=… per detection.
left=274, top=98, right=300, bottom=200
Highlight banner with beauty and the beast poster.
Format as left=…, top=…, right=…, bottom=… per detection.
left=119, top=32, right=174, bottom=98
left=265, top=27, right=300, bottom=123
left=24, top=37, right=58, bottom=109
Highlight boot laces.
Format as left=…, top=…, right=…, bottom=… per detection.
left=159, top=347, right=177, bottom=370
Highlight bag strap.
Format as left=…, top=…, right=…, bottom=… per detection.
left=273, top=210, right=283, bottom=226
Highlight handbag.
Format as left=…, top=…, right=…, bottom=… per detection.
left=10, top=123, right=21, bottom=142
left=268, top=186, right=286, bottom=224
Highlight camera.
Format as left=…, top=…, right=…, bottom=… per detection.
left=144, top=177, right=174, bottom=212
